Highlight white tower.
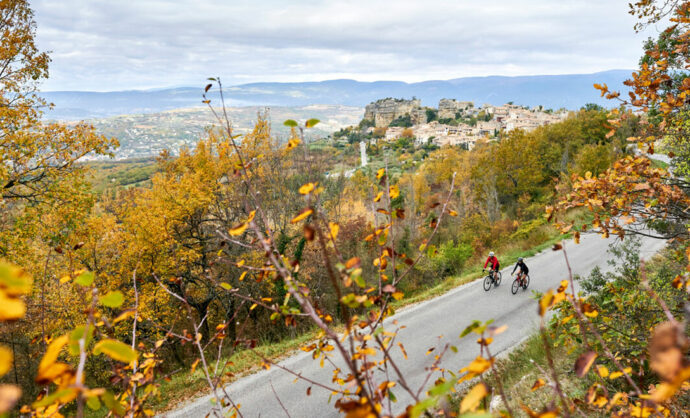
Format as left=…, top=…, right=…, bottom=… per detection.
left=360, top=141, right=367, bottom=167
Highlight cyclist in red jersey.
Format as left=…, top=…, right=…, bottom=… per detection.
left=483, top=251, right=500, bottom=281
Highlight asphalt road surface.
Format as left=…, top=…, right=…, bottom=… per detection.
left=165, top=233, right=666, bottom=417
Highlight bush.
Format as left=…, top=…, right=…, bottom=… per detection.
left=432, top=241, right=473, bottom=276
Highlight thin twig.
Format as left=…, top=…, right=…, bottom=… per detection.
left=270, top=380, right=292, bottom=418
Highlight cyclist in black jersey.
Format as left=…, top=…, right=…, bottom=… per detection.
left=511, top=257, right=529, bottom=288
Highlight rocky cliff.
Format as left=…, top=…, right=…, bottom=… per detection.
left=363, top=98, right=426, bottom=127
left=438, top=99, right=473, bottom=119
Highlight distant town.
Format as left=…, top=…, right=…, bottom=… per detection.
left=334, top=98, right=569, bottom=150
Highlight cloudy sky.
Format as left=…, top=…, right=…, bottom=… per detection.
left=32, top=0, right=656, bottom=92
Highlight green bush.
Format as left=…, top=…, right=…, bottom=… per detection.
left=432, top=241, right=473, bottom=276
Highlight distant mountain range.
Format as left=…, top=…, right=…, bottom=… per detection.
left=41, top=70, right=632, bottom=120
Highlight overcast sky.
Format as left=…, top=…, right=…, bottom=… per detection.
left=32, top=0, right=657, bottom=92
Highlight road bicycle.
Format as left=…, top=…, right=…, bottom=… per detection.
left=511, top=273, right=530, bottom=294
left=482, top=269, right=502, bottom=291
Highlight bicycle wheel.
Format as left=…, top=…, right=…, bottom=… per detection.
left=523, top=275, right=530, bottom=290
left=494, top=271, right=502, bottom=286
left=483, top=275, right=492, bottom=291
left=511, top=278, right=519, bottom=294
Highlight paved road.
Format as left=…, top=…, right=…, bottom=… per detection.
left=165, top=233, right=666, bottom=417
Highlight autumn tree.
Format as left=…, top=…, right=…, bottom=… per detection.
left=0, top=0, right=116, bottom=408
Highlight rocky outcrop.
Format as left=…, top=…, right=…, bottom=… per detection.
left=363, top=98, right=425, bottom=127
left=438, top=99, right=473, bottom=119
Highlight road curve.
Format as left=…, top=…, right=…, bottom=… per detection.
left=164, top=233, right=666, bottom=417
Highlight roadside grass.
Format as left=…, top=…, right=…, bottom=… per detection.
left=447, top=334, right=603, bottom=417
left=149, top=330, right=322, bottom=413
left=650, top=157, right=670, bottom=170
left=150, top=210, right=590, bottom=414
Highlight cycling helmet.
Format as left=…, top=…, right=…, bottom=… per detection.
left=518, top=257, right=523, bottom=262
left=489, top=251, right=495, bottom=257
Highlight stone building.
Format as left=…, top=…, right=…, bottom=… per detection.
left=363, top=98, right=426, bottom=127
left=438, top=99, right=474, bottom=119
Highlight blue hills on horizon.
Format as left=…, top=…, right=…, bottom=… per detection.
left=41, top=70, right=633, bottom=120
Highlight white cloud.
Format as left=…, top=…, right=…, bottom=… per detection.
left=31, top=0, right=655, bottom=91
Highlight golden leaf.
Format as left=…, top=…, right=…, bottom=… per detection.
left=389, top=185, right=400, bottom=199
left=0, top=346, right=12, bottom=377
left=0, top=290, right=25, bottom=321
left=466, top=356, right=492, bottom=374
left=37, top=335, right=68, bottom=377
left=290, top=208, right=313, bottom=224
left=190, top=358, right=200, bottom=374
left=228, top=222, right=248, bottom=236
left=0, top=263, right=32, bottom=296
left=538, top=290, right=554, bottom=316
left=36, top=335, right=70, bottom=384
left=460, top=382, right=489, bottom=413
left=329, top=222, right=339, bottom=240
left=299, top=182, right=317, bottom=195
left=286, top=138, right=301, bottom=150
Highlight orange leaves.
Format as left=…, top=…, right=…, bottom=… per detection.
left=531, top=378, right=546, bottom=391
left=334, top=398, right=376, bottom=418
left=649, top=321, right=689, bottom=385
left=398, top=342, right=408, bottom=360
left=594, top=83, right=609, bottom=97
left=345, top=257, right=361, bottom=270
left=552, top=153, right=689, bottom=242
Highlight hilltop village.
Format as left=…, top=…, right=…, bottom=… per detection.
left=333, top=98, right=569, bottom=150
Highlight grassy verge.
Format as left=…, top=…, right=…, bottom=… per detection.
left=650, top=157, right=670, bottom=170
left=150, top=330, right=322, bottom=412
left=447, top=334, right=599, bottom=417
